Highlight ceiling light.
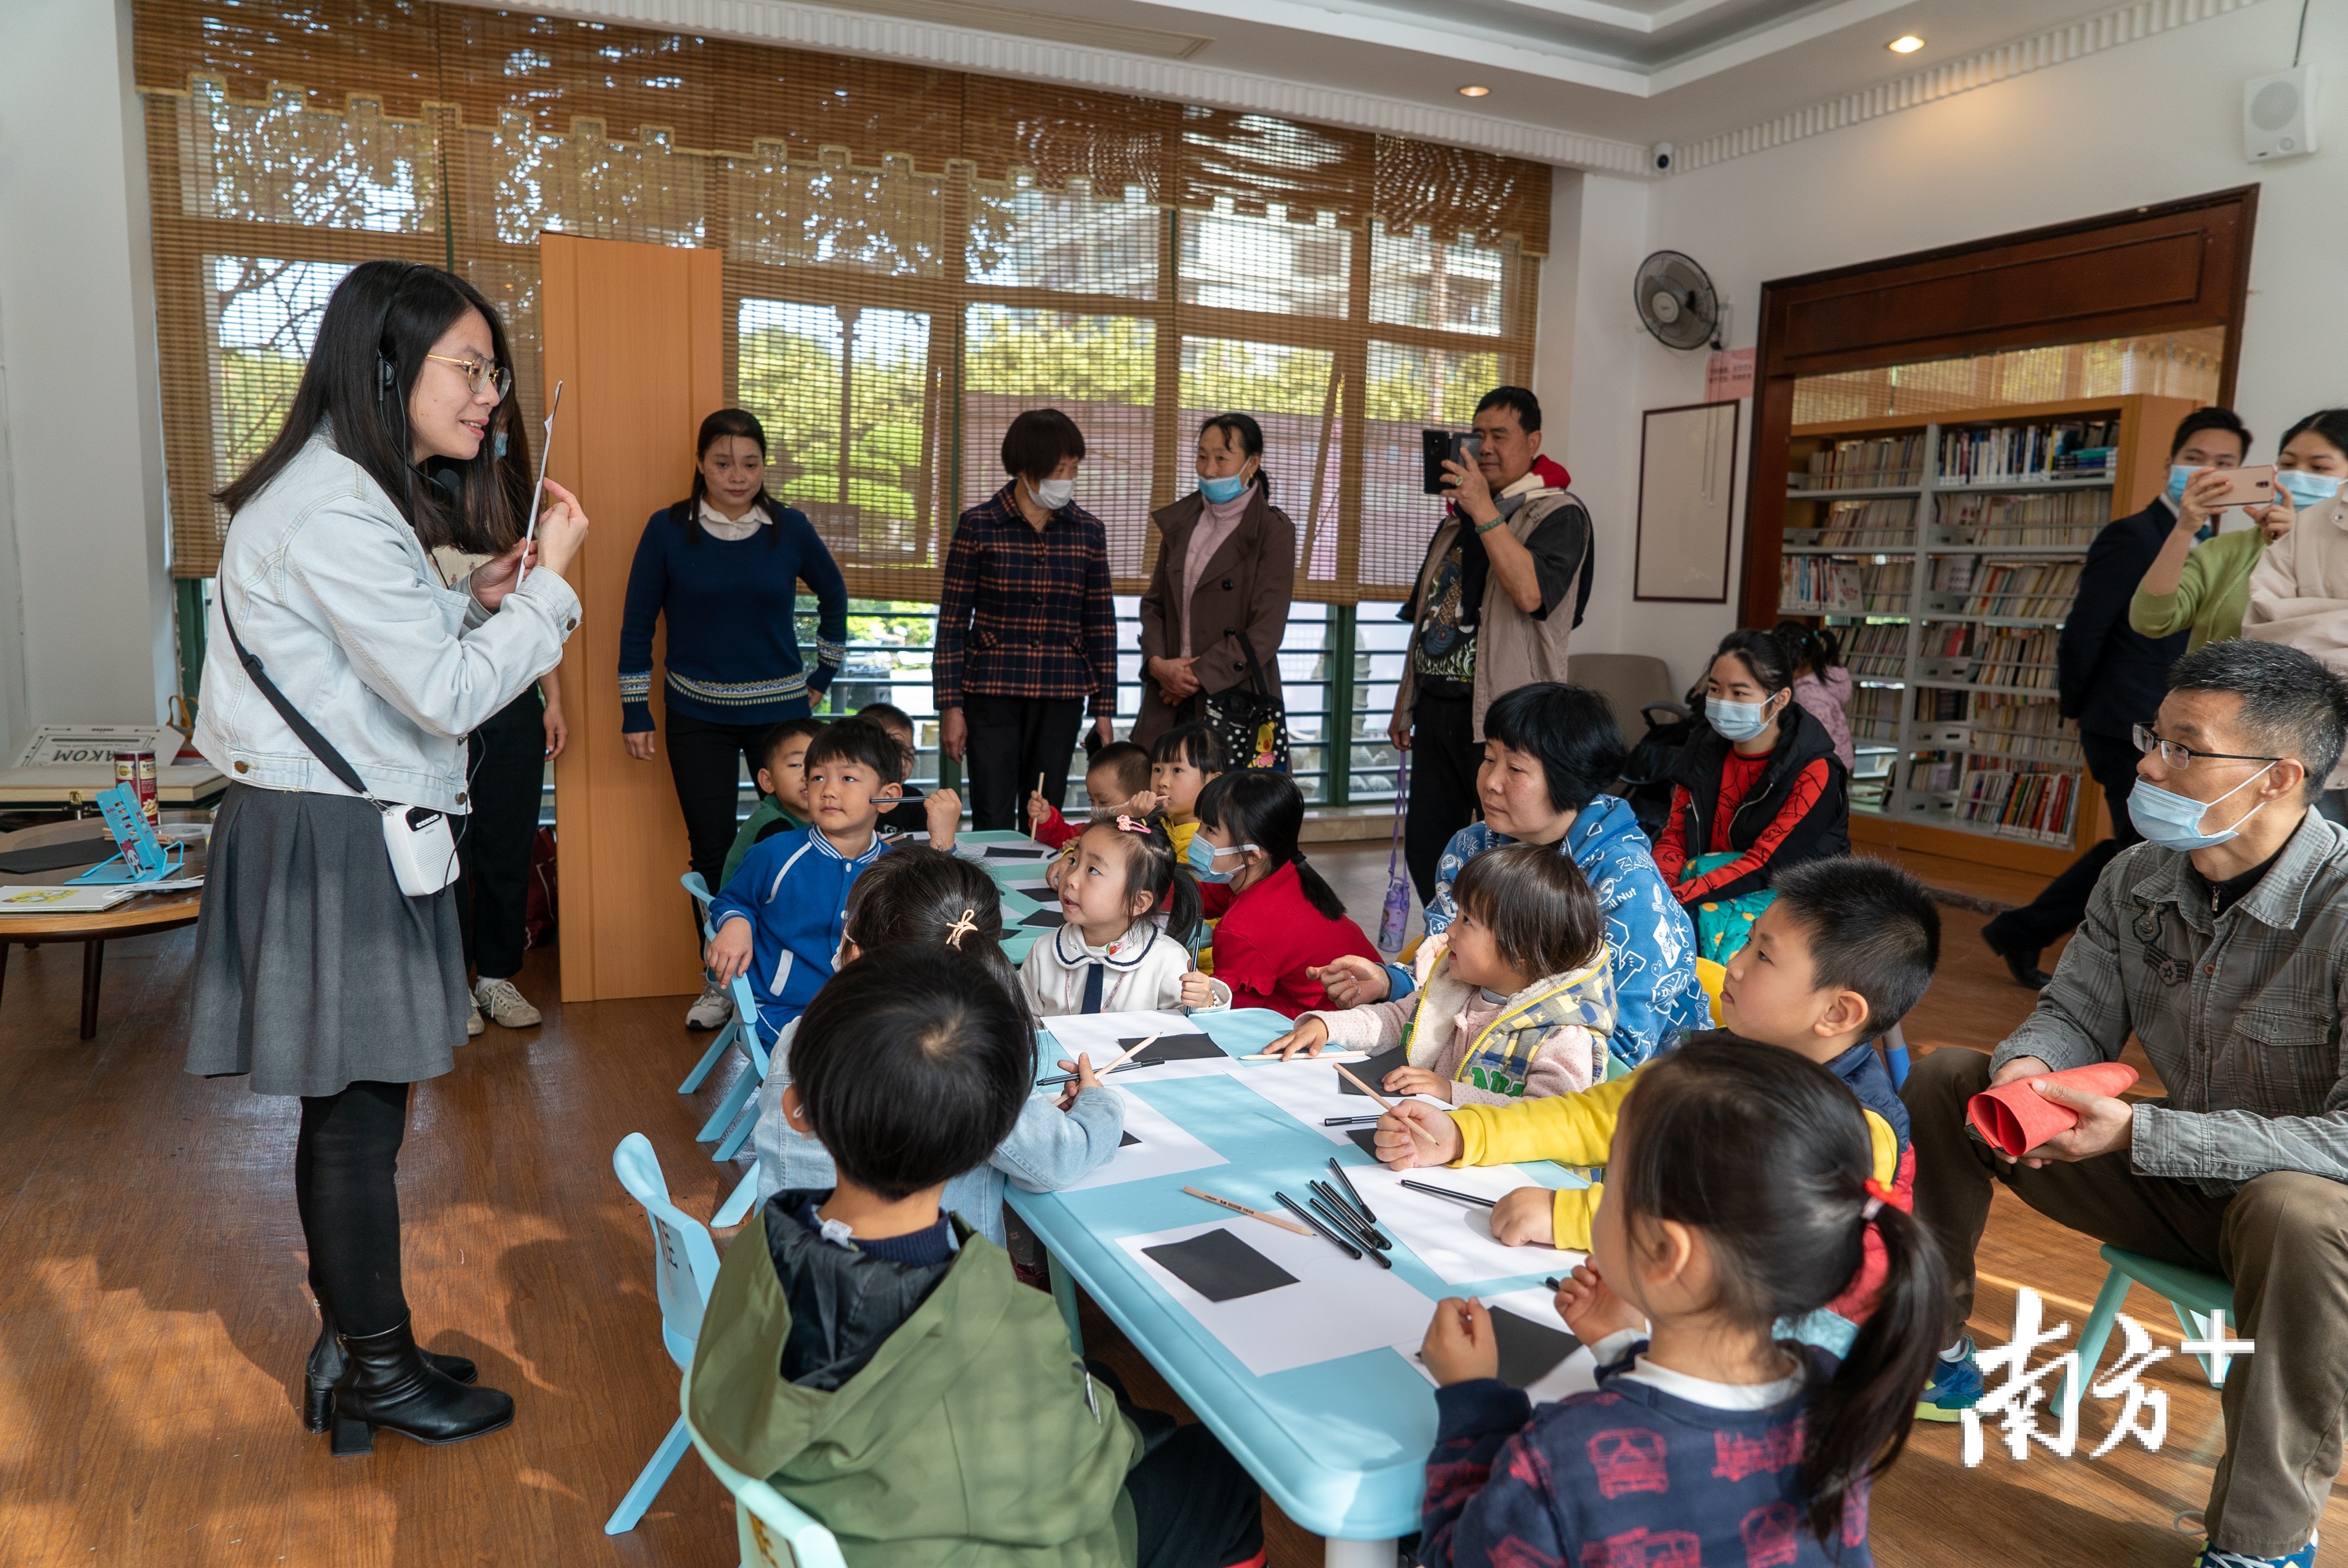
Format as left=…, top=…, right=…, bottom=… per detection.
left=1457, top=84, right=1491, bottom=97
left=1887, top=34, right=1924, bottom=53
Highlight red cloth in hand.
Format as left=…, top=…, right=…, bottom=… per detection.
left=1968, top=1061, right=2140, bottom=1157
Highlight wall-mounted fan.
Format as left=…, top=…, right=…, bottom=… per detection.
left=1633, top=250, right=1720, bottom=351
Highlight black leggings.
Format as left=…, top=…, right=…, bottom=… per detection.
left=1087, top=1360, right=1264, bottom=1568
left=295, top=1080, right=412, bottom=1336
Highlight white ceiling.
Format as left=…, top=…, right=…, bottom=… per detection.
left=972, top=0, right=2134, bottom=146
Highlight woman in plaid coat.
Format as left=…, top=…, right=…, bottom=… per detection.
left=936, top=409, right=1119, bottom=830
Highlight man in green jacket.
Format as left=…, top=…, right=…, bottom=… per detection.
left=688, top=948, right=1264, bottom=1567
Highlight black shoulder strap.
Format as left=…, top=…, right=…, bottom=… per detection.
left=217, top=603, right=373, bottom=799
left=1565, top=499, right=1596, bottom=631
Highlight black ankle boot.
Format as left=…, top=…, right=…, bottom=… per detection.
left=306, top=1308, right=478, bottom=1433
left=328, top=1315, right=514, bottom=1456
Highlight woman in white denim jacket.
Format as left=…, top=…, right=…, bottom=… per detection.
left=751, top=848, right=1124, bottom=1246
left=186, top=261, right=590, bottom=1457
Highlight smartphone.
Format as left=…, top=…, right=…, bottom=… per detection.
left=1419, top=430, right=1484, bottom=496
left=2206, top=464, right=2276, bottom=509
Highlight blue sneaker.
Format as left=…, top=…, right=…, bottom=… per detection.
left=1915, top=1336, right=1983, bottom=1423
left=2193, top=1535, right=2318, bottom=1567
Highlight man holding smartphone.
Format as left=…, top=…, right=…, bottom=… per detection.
left=1389, top=386, right=1593, bottom=903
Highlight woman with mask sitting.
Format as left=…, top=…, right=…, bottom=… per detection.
left=2242, top=408, right=2348, bottom=822
left=1650, top=627, right=1850, bottom=961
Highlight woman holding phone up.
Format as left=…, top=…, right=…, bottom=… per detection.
left=2241, top=409, right=2348, bottom=821
left=188, top=260, right=590, bottom=1454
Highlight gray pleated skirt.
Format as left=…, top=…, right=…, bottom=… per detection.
left=185, top=783, right=470, bottom=1097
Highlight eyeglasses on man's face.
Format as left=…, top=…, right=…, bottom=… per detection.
left=2131, top=723, right=2282, bottom=772
left=423, top=353, right=512, bottom=401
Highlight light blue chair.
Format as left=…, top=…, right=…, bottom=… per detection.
left=682, top=1357, right=847, bottom=1568
left=1880, top=1022, right=1911, bottom=1090
left=2059, top=1244, right=2237, bottom=1420
left=696, top=972, right=772, bottom=1152
left=605, top=1133, right=724, bottom=1536
left=679, top=873, right=749, bottom=1096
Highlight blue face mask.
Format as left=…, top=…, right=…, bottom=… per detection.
left=2278, top=470, right=2344, bottom=510
left=2165, top=465, right=2196, bottom=506
left=2126, top=764, right=2275, bottom=850
left=1198, top=472, right=1250, bottom=504
left=1187, top=833, right=1258, bottom=883
left=1705, top=695, right=1775, bottom=742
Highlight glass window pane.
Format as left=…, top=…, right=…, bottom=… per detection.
left=1369, top=220, right=1505, bottom=337
left=210, top=256, right=354, bottom=481
left=967, top=178, right=1158, bottom=297
left=727, top=150, right=951, bottom=277
left=1177, top=338, right=1339, bottom=581
left=1358, top=340, right=1502, bottom=595
left=173, top=84, right=439, bottom=234
left=1178, top=206, right=1350, bottom=318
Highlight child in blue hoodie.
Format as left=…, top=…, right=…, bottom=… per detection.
left=1316, top=682, right=1711, bottom=1067
left=708, top=719, right=960, bottom=1041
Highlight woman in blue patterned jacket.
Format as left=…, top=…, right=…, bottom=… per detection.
left=1316, top=682, right=1711, bottom=1069
left=619, top=407, right=849, bottom=1030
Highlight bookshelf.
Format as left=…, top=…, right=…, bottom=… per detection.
left=1775, top=394, right=2195, bottom=876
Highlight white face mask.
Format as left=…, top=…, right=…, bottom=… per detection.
left=1028, top=476, right=1076, bottom=512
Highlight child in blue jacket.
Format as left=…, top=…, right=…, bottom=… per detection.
left=708, top=719, right=959, bottom=1041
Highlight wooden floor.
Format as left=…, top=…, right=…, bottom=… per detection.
left=2, top=840, right=2339, bottom=1566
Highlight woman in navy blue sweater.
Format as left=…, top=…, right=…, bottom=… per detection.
left=620, top=408, right=849, bottom=1029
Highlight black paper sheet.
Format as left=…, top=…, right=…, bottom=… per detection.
left=985, top=844, right=1053, bottom=860
left=1491, top=1308, right=1581, bottom=1389
left=1142, top=1227, right=1298, bottom=1302
left=1119, top=1130, right=1140, bottom=1147
left=1019, top=908, right=1067, bottom=929
left=0, top=836, right=112, bottom=874
left=1337, top=1043, right=1410, bottom=1096
left=1346, top=1128, right=1381, bottom=1157
left=1122, top=1032, right=1223, bottom=1065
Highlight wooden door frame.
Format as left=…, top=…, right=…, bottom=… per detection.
left=1737, top=185, right=2258, bottom=627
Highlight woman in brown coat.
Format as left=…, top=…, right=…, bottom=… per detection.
left=1136, top=414, right=1297, bottom=765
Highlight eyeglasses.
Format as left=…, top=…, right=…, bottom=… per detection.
left=423, top=353, right=512, bottom=401
left=2131, top=724, right=2282, bottom=771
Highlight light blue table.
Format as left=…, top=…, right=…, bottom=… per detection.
left=1007, top=1006, right=1585, bottom=1568
left=946, top=828, right=1064, bottom=964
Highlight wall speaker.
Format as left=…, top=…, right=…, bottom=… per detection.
left=2243, top=65, right=2318, bottom=163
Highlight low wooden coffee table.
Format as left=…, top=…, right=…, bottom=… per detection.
left=0, top=885, right=203, bottom=1039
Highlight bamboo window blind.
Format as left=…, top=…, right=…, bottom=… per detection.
left=134, top=0, right=1549, bottom=602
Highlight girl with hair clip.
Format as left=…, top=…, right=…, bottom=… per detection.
left=1193, top=771, right=1382, bottom=1016
left=617, top=407, right=852, bottom=1030
left=1021, top=814, right=1229, bottom=1017
left=1415, top=1039, right=1943, bottom=1568
left=751, top=847, right=1126, bottom=1246
left=1775, top=619, right=1854, bottom=772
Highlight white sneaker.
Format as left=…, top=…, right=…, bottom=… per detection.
left=466, top=997, right=485, bottom=1037
left=686, top=979, right=733, bottom=1031
left=473, top=977, right=543, bottom=1029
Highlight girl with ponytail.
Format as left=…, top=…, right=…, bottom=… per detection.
left=1018, top=812, right=1225, bottom=1017
left=751, top=847, right=1127, bottom=1247
left=1416, top=1038, right=1943, bottom=1567
left=1192, top=771, right=1383, bottom=1017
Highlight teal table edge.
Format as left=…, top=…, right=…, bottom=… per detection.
left=1007, top=1005, right=1585, bottom=1545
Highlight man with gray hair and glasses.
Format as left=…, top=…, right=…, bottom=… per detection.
left=1904, top=638, right=2348, bottom=1568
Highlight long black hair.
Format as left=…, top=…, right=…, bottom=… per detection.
left=1772, top=620, right=1843, bottom=677
left=1199, top=412, right=1273, bottom=503
left=217, top=260, right=527, bottom=554
left=2280, top=408, right=2348, bottom=462
left=674, top=407, right=787, bottom=547
left=838, top=846, right=1033, bottom=1038
left=1709, top=627, right=1799, bottom=695
left=1194, top=770, right=1346, bottom=921
left=1075, top=813, right=1203, bottom=948
left=1611, top=1039, right=1944, bottom=1548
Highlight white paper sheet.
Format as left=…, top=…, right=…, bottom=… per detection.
left=1393, top=1285, right=1603, bottom=1404
left=1228, top=1055, right=1446, bottom=1144
left=1346, top=1162, right=1584, bottom=1285
left=1064, top=1089, right=1229, bottom=1190
left=1119, top=1218, right=1440, bottom=1376
left=1041, top=1010, right=1238, bottom=1083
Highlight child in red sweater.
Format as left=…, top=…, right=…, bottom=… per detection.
left=1192, top=771, right=1379, bottom=1016
left=1028, top=741, right=1154, bottom=851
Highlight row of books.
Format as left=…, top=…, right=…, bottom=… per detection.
left=1938, top=420, right=2119, bottom=483
left=1935, top=559, right=2082, bottom=619
left=1965, top=627, right=2063, bottom=690
left=1956, top=762, right=2081, bottom=844
left=1966, top=728, right=2085, bottom=766
left=1809, top=498, right=1918, bottom=547
left=1843, top=622, right=1910, bottom=679
left=1798, top=435, right=1926, bottom=491
left=1778, top=557, right=1863, bottom=615
left=1935, top=487, right=2109, bottom=545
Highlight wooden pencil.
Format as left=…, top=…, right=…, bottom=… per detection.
left=1181, top=1185, right=1312, bottom=1236
left=1331, top=1060, right=1439, bottom=1144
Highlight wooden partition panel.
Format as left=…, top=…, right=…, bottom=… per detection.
left=543, top=233, right=725, bottom=1002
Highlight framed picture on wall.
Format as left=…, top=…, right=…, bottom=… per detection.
left=1634, top=400, right=1739, bottom=602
